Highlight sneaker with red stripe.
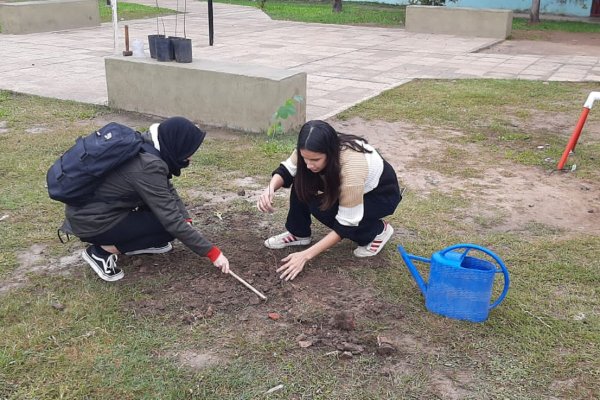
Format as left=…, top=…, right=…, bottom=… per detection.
left=264, top=231, right=311, bottom=249
left=353, top=221, right=394, bottom=257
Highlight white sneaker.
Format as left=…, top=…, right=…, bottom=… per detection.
left=264, top=231, right=311, bottom=249
left=353, top=222, right=394, bottom=257
left=124, top=242, right=173, bottom=256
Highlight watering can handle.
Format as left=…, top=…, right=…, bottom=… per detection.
left=440, top=244, right=510, bottom=310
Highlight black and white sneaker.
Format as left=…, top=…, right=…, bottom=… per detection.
left=264, top=231, right=311, bottom=249
left=124, top=242, right=173, bottom=256
left=82, top=245, right=124, bottom=282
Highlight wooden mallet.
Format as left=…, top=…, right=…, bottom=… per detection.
left=122, top=25, right=133, bottom=56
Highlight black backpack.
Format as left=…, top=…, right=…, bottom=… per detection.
left=47, top=122, right=149, bottom=206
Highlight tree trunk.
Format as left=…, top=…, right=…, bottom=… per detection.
left=333, top=0, right=342, bottom=13
left=530, top=0, right=541, bottom=24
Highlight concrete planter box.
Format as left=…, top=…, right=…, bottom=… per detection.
left=405, top=5, right=513, bottom=39
left=0, top=0, right=100, bottom=34
left=105, top=56, right=307, bottom=134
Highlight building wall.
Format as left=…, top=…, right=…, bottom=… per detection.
left=447, top=0, right=592, bottom=17
left=345, top=0, right=593, bottom=18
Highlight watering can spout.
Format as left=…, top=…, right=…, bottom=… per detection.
left=397, top=245, right=429, bottom=295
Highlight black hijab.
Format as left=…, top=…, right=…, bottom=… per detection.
left=157, top=117, right=206, bottom=177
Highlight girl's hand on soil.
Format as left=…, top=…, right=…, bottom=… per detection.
left=276, top=251, right=309, bottom=281
left=257, top=186, right=275, bottom=213
left=213, top=253, right=230, bottom=274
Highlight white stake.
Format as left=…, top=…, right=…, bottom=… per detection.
left=111, top=0, right=119, bottom=55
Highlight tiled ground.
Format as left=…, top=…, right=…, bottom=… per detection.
left=1, top=2, right=599, bottom=120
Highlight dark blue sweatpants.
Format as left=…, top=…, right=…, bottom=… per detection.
left=285, top=160, right=401, bottom=246
left=80, top=210, right=174, bottom=253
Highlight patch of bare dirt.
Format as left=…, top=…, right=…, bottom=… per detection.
left=123, top=208, right=405, bottom=358
left=185, top=176, right=266, bottom=206
left=87, top=112, right=163, bottom=130
left=114, top=205, right=478, bottom=396
left=333, top=117, right=600, bottom=234
left=89, top=113, right=244, bottom=141
left=0, top=244, right=80, bottom=295
left=480, top=30, right=600, bottom=56
left=169, top=350, right=223, bottom=371
left=506, top=108, right=600, bottom=135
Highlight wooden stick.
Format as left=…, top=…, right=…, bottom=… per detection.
left=122, top=25, right=132, bottom=56
left=229, top=269, right=267, bottom=301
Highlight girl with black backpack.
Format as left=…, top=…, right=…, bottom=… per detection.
left=65, top=117, right=230, bottom=281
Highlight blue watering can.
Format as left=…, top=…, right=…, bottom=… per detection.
left=398, top=244, right=510, bottom=323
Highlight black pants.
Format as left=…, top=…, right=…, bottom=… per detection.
left=285, top=161, right=401, bottom=246
left=80, top=210, right=173, bottom=254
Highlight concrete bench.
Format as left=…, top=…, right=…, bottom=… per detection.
left=405, top=5, right=513, bottom=39
left=0, top=0, right=100, bottom=34
left=105, top=56, right=307, bottom=134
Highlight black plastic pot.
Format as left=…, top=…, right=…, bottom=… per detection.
left=147, top=34, right=165, bottom=59
left=171, top=37, right=192, bottom=63
left=155, top=36, right=174, bottom=62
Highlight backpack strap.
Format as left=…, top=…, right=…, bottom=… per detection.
left=140, top=132, right=161, bottom=158
left=57, top=219, right=74, bottom=244
left=141, top=142, right=161, bottom=158
left=57, top=229, right=71, bottom=244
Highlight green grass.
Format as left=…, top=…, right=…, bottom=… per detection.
left=513, top=17, right=600, bottom=33
left=213, top=0, right=405, bottom=26
left=1, top=277, right=198, bottom=398
left=0, top=1, right=175, bottom=32
left=338, top=79, right=600, bottom=178
left=0, top=91, right=290, bottom=276
left=98, top=0, right=176, bottom=23
left=0, top=92, right=107, bottom=273
left=212, top=0, right=600, bottom=33
left=1, top=83, right=599, bottom=399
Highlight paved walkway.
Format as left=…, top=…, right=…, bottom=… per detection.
left=1, top=2, right=599, bottom=121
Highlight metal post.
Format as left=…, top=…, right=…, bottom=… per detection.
left=557, top=108, right=590, bottom=170
left=208, top=0, right=214, bottom=46
left=557, top=91, right=600, bottom=170
left=111, top=0, right=119, bottom=54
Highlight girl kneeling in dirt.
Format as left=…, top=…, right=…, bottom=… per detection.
left=66, top=117, right=230, bottom=282
left=257, top=120, right=401, bottom=281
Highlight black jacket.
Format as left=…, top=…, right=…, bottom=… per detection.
left=65, top=135, right=214, bottom=257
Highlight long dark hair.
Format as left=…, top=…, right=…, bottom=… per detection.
left=294, top=120, right=371, bottom=210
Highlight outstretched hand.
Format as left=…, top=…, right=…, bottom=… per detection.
left=276, top=251, right=309, bottom=281
left=213, top=253, right=230, bottom=274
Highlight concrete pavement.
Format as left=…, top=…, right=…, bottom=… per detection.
left=1, top=2, right=599, bottom=121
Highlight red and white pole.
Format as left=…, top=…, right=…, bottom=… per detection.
left=557, top=91, right=600, bottom=170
